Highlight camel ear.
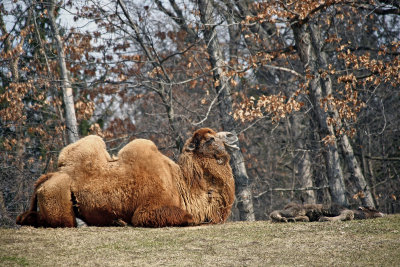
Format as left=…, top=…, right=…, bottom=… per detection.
left=186, top=133, right=200, bottom=151
left=186, top=132, right=203, bottom=151
left=186, top=141, right=196, bottom=151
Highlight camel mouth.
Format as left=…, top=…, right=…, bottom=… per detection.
left=224, top=143, right=239, bottom=152
left=217, top=132, right=239, bottom=152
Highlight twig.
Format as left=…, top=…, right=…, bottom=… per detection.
left=254, top=186, right=329, bottom=199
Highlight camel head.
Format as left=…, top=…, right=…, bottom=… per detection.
left=184, top=128, right=238, bottom=163
left=216, top=131, right=239, bottom=152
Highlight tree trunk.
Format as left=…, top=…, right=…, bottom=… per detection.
left=298, top=147, right=315, bottom=203
left=340, top=134, right=375, bottom=207
left=47, top=0, right=79, bottom=144
left=290, top=115, right=316, bottom=204
left=198, top=0, right=255, bottom=221
left=366, top=128, right=377, bottom=202
left=292, top=22, right=348, bottom=206
left=293, top=19, right=374, bottom=208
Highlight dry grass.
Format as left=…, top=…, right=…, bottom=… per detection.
left=1, top=214, right=399, bottom=266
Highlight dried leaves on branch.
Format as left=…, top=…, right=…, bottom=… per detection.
left=1, top=0, right=399, bottom=224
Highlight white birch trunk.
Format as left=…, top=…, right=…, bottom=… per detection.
left=47, top=1, right=79, bottom=144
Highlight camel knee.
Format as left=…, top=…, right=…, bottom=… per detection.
left=269, top=211, right=288, bottom=223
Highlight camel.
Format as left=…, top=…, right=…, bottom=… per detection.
left=318, top=206, right=385, bottom=222
left=269, top=202, right=385, bottom=223
left=16, top=128, right=238, bottom=227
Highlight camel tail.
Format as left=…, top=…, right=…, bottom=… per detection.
left=16, top=173, right=53, bottom=226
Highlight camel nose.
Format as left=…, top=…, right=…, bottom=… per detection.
left=217, top=132, right=238, bottom=143
left=216, top=131, right=239, bottom=152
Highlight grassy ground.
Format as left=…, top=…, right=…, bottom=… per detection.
left=1, top=214, right=399, bottom=267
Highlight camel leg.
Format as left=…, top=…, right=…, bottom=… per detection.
left=293, top=216, right=310, bottom=222
left=16, top=211, right=42, bottom=227
left=269, top=210, right=288, bottom=223
left=319, top=210, right=354, bottom=222
left=36, top=173, right=76, bottom=227
left=131, top=205, right=195, bottom=227
left=16, top=192, right=41, bottom=227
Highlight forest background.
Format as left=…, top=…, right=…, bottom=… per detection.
left=1, top=0, right=399, bottom=226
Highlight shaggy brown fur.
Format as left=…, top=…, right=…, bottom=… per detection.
left=16, top=172, right=76, bottom=227
left=269, top=203, right=326, bottom=223
left=319, top=206, right=385, bottom=222
left=270, top=202, right=385, bottom=223
left=16, top=128, right=237, bottom=228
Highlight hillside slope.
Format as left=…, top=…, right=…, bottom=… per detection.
left=1, top=214, right=400, bottom=266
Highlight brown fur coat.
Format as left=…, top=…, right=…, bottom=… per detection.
left=269, top=202, right=385, bottom=223
left=17, top=128, right=238, bottom=227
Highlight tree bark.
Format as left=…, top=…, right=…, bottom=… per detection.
left=290, top=115, right=316, bottom=203
left=340, top=134, right=375, bottom=207
left=292, top=22, right=348, bottom=206
left=47, top=0, right=79, bottom=144
left=293, top=19, right=374, bottom=208
left=198, top=0, right=255, bottom=221
left=366, top=128, right=377, bottom=201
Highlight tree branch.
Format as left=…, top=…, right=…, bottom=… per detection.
left=254, top=186, right=330, bottom=199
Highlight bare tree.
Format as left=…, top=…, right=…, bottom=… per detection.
left=46, top=0, right=79, bottom=144
left=116, top=0, right=187, bottom=151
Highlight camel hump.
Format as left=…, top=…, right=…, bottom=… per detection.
left=58, top=135, right=112, bottom=168
left=118, top=139, right=160, bottom=163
